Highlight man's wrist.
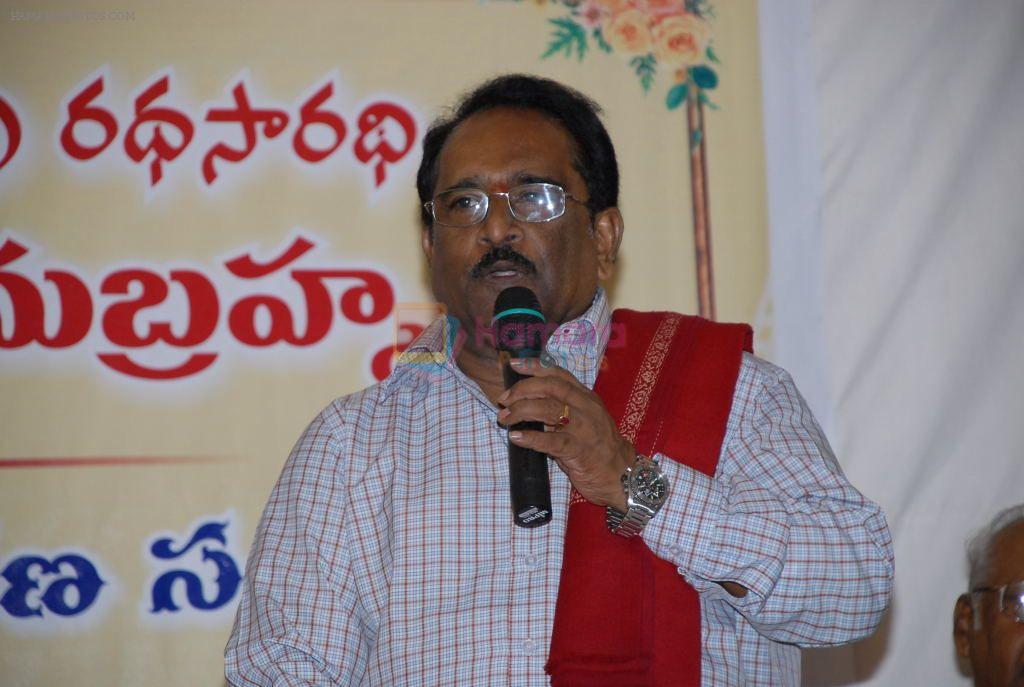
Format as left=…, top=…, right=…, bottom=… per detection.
left=607, top=439, right=636, bottom=511
left=608, top=488, right=628, bottom=513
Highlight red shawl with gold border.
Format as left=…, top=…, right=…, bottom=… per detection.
left=546, top=309, right=753, bottom=687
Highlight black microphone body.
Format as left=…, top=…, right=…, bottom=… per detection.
left=493, top=287, right=553, bottom=528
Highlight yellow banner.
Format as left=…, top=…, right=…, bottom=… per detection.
left=0, top=1, right=766, bottom=684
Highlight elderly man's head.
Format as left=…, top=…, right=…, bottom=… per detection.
left=415, top=75, right=624, bottom=346
left=955, top=504, right=1024, bottom=686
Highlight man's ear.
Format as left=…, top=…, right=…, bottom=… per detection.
left=954, top=594, right=975, bottom=660
left=421, top=224, right=434, bottom=266
left=591, top=207, right=624, bottom=281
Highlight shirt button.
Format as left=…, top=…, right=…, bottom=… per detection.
left=668, top=544, right=682, bottom=557
left=521, top=637, right=539, bottom=654
left=522, top=553, right=542, bottom=570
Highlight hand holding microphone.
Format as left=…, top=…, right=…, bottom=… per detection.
left=493, top=287, right=634, bottom=527
left=493, top=286, right=553, bottom=527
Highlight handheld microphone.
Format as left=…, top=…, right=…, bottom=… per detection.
left=493, top=286, right=552, bottom=528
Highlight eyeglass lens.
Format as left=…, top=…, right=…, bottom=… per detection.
left=1005, top=582, right=1024, bottom=620
left=977, top=582, right=1024, bottom=622
left=433, top=184, right=566, bottom=226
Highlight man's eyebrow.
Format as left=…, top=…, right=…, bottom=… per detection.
left=440, top=171, right=567, bottom=193
left=443, top=176, right=486, bottom=191
left=513, top=172, right=565, bottom=187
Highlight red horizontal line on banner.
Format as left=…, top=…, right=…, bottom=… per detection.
left=0, top=456, right=227, bottom=469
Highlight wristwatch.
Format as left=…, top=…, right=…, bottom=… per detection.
left=606, top=454, right=670, bottom=538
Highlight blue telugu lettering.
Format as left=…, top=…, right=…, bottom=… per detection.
left=0, top=553, right=105, bottom=618
left=148, top=520, right=241, bottom=613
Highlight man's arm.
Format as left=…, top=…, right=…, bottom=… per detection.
left=225, top=407, right=377, bottom=686
left=642, top=354, right=894, bottom=646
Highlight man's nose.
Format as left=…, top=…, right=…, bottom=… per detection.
left=478, top=195, right=522, bottom=245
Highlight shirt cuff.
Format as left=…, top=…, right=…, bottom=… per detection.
left=641, top=454, right=787, bottom=611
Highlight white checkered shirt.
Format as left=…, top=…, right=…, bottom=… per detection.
left=225, top=288, right=894, bottom=686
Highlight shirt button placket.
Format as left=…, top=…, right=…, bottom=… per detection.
left=509, top=525, right=546, bottom=681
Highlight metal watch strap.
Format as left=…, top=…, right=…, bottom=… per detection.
left=606, top=455, right=662, bottom=538
left=605, top=500, right=656, bottom=538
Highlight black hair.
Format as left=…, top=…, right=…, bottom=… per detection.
left=416, top=74, right=619, bottom=227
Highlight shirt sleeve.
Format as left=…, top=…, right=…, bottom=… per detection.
left=225, top=405, right=376, bottom=686
left=641, top=354, right=894, bottom=646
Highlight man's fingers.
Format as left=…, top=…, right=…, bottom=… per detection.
left=508, top=356, right=574, bottom=378
left=498, top=398, right=569, bottom=428
left=508, top=428, right=571, bottom=456
left=498, top=374, right=580, bottom=407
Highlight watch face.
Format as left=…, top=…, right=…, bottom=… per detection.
left=633, top=467, right=668, bottom=504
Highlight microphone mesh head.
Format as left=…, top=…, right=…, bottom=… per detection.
left=493, top=286, right=543, bottom=322
left=492, top=287, right=545, bottom=353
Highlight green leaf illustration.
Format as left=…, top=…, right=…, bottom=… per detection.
left=593, top=27, right=613, bottom=53
left=698, top=90, right=720, bottom=110
left=706, top=45, right=721, bottom=64
left=686, top=0, right=715, bottom=19
left=689, top=65, right=718, bottom=90
left=541, top=16, right=588, bottom=61
left=629, top=53, right=657, bottom=93
left=666, top=82, right=689, bottom=110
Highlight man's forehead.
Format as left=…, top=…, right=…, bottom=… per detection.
left=989, top=521, right=1024, bottom=581
left=435, top=108, right=578, bottom=186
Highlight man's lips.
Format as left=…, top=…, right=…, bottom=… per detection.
left=485, top=260, right=525, bottom=277
left=477, top=259, right=533, bottom=280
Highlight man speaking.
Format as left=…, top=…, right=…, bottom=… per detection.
left=225, top=75, right=894, bottom=686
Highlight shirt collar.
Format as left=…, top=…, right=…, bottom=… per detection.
left=541, top=287, right=611, bottom=390
left=384, top=287, right=612, bottom=397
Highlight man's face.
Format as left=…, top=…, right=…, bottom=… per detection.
left=421, top=107, right=621, bottom=354
left=955, top=521, right=1024, bottom=686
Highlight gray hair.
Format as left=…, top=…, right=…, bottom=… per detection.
left=967, top=503, right=1024, bottom=591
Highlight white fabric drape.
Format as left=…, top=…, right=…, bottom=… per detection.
left=761, top=0, right=1024, bottom=684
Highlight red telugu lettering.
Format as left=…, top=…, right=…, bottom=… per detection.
left=0, top=96, right=22, bottom=171
left=59, top=77, right=119, bottom=161
left=0, top=238, right=93, bottom=349
left=292, top=82, right=346, bottom=163
left=353, top=101, right=416, bottom=187
left=123, top=75, right=195, bottom=185
left=96, top=353, right=218, bottom=380
left=100, top=269, right=218, bottom=347
left=202, top=82, right=289, bottom=185
left=224, top=236, right=394, bottom=347
left=98, top=267, right=219, bottom=380
left=1, top=232, right=398, bottom=381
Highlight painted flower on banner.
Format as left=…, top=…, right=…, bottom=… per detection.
left=605, top=9, right=652, bottom=53
left=519, top=0, right=721, bottom=111
left=501, top=0, right=724, bottom=319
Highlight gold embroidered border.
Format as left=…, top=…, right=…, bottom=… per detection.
left=569, top=313, right=680, bottom=507
left=618, top=313, right=680, bottom=443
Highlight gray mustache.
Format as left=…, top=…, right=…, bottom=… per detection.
left=470, top=246, right=537, bottom=279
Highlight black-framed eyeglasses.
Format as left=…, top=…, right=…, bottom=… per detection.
left=424, top=182, right=587, bottom=228
left=971, top=581, right=1024, bottom=622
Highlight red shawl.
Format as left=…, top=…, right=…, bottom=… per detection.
left=546, top=309, right=753, bottom=687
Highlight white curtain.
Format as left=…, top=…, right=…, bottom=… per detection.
left=761, top=0, right=1024, bottom=684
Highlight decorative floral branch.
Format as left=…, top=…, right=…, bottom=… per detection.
left=528, top=0, right=720, bottom=110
